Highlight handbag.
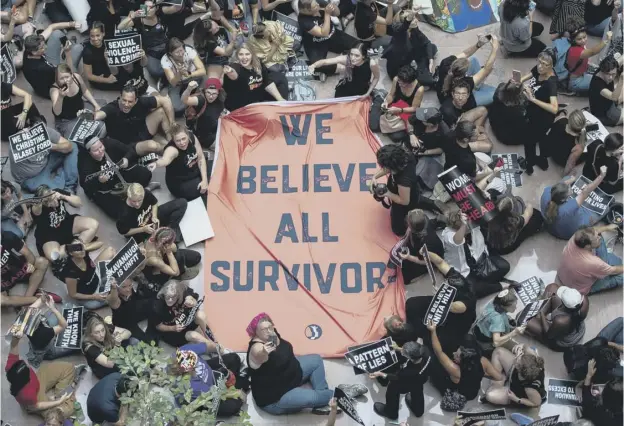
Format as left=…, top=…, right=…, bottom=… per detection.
left=380, top=112, right=407, bottom=134
left=471, top=252, right=499, bottom=280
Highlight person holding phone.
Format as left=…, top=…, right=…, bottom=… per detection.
left=590, top=55, right=623, bottom=126
left=161, top=37, right=206, bottom=116
left=499, top=0, right=546, bottom=57
left=488, top=80, right=530, bottom=146
left=583, top=133, right=623, bottom=194
left=546, top=109, right=588, bottom=173
left=580, top=360, right=623, bottom=425
left=567, top=28, right=613, bottom=94
left=193, top=16, right=236, bottom=79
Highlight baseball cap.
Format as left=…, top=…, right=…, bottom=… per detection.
left=414, top=107, right=440, bottom=122
left=557, top=286, right=583, bottom=309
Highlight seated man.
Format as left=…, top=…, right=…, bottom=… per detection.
left=22, top=21, right=83, bottom=99
left=78, top=135, right=154, bottom=220
left=94, top=85, right=175, bottom=156
left=1, top=231, right=53, bottom=308
left=440, top=80, right=491, bottom=152
left=557, top=224, right=623, bottom=296
left=116, top=183, right=187, bottom=243
left=9, top=118, right=78, bottom=194
left=86, top=372, right=129, bottom=425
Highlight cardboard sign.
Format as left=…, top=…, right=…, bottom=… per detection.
left=155, top=0, right=184, bottom=4
left=96, top=261, right=111, bottom=294
left=527, top=415, right=560, bottom=426
left=8, top=307, right=43, bottom=337
left=178, top=296, right=205, bottom=328
left=68, top=117, right=105, bottom=144
left=105, top=238, right=146, bottom=285
left=571, top=175, right=614, bottom=216
left=422, top=244, right=437, bottom=289
left=388, top=235, right=408, bottom=268
left=114, top=24, right=138, bottom=38
left=1, top=44, right=16, bottom=84
left=457, top=408, right=507, bottom=424
left=345, top=337, right=398, bottom=374
left=438, top=166, right=498, bottom=225
left=9, top=123, right=51, bottom=163
left=285, top=60, right=316, bottom=101
left=54, top=307, right=84, bottom=350
left=515, top=299, right=546, bottom=326
left=547, top=378, right=582, bottom=407
left=423, top=283, right=457, bottom=326
left=180, top=198, right=215, bottom=247
left=514, top=276, right=544, bottom=306
left=491, top=153, right=522, bottom=187
left=273, top=12, right=302, bottom=52
left=583, top=111, right=609, bottom=143
left=285, top=59, right=314, bottom=82
left=138, top=153, right=159, bottom=167
left=347, top=337, right=398, bottom=375
left=106, top=35, right=142, bottom=66
left=333, top=387, right=365, bottom=426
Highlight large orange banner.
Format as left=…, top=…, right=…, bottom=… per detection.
left=204, top=99, right=405, bottom=357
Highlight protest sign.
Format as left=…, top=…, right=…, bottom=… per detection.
left=273, top=11, right=302, bottom=51
left=114, top=24, right=138, bottom=38
left=285, top=59, right=316, bottom=101
left=138, top=152, right=159, bottom=167
left=491, top=153, right=522, bottom=187
left=8, top=307, right=43, bottom=337
left=285, top=59, right=314, bottom=82
left=347, top=337, right=398, bottom=375
left=516, top=299, right=546, bottom=326
left=423, top=283, right=457, bottom=326
left=514, top=276, right=544, bottom=305
left=583, top=111, right=609, bottom=143
left=345, top=337, right=398, bottom=374
left=1, top=44, right=16, bottom=84
left=333, top=387, right=365, bottom=426
left=438, top=165, right=498, bottom=225
left=155, top=0, right=184, bottom=4
left=422, top=244, right=437, bottom=288
left=571, top=175, right=614, bottom=216
left=457, top=408, right=507, bottom=425
left=68, top=117, right=105, bottom=144
left=180, top=198, right=215, bottom=246
left=388, top=235, right=408, bottom=268
left=55, top=307, right=84, bottom=350
left=526, top=416, right=560, bottom=426
left=9, top=122, right=51, bottom=163
left=105, top=238, right=145, bottom=285
left=547, top=378, right=582, bottom=407
left=1, top=156, right=7, bottom=166
left=106, top=35, right=142, bottom=66
left=177, top=296, right=205, bottom=328
left=96, top=261, right=111, bottom=294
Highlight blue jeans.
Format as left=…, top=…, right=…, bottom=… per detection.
left=586, top=16, right=611, bottom=36
left=146, top=55, right=165, bottom=79
left=568, top=72, right=593, bottom=93
left=45, top=30, right=83, bottom=71
left=598, top=317, right=623, bottom=345
left=1, top=219, right=24, bottom=238
left=21, top=143, right=79, bottom=193
left=261, top=354, right=333, bottom=415
left=590, top=237, right=623, bottom=294
left=467, top=56, right=496, bottom=106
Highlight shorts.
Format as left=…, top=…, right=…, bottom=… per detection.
left=2, top=264, right=31, bottom=292
left=129, top=124, right=154, bottom=144
left=35, top=214, right=77, bottom=255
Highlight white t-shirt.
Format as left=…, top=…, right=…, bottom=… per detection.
left=442, top=226, right=487, bottom=277
left=161, top=46, right=199, bottom=74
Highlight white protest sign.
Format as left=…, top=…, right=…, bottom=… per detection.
left=180, top=197, right=214, bottom=246
left=571, top=175, right=614, bottom=216
left=9, top=123, right=51, bottom=163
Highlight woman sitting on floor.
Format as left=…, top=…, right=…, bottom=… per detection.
left=473, top=289, right=526, bottom=354
left=82, top=315, right=132, bottom=379
left=488, top=80, right=529, bottom=146
left=485, top=196, right=544, bottom=255
left=547, top=110, right=588, bottom=174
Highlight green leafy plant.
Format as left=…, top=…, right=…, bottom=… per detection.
left=105, top=341, right=252, bottom=426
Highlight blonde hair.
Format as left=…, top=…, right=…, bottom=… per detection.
left=236, top=43, right=262, bottom=75
left=55, top=63, right=73, bottom=86
left=82, top=316, right=115, bottom=353
left=545, top=182, right=569, bottom=224
left=442, top=58, right=470, bottom=98
left=568, top=110, right=588, bottom=145
left=127, top=183, right=145, bottom=199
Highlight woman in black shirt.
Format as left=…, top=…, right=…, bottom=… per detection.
left=31, top=186, right=100, bottom=261
left=486, top=196, right=544, bottom=255
left=519, top=50, right=559, bottom=175
left=0, top=82, right=39, bottom=142
left=384, top=14, right=436, bottom=83
left=583, top=133, right=623, bottom=194
left=54, top=239, right=115, bottom=309
left=408, top=107, right=449, bottom=190
left=582, top=364, right=623, bottom=426
left=589, top=56, right=623, bottom=126
left=107, top=276, right=159, bottom=344
left=182, top=78, right=225, bottom=150
left=223, top=44, right=285, bottom=111
left=488, top=81, right=529, bottom=146
left=82, top=315, right=131, bottom=379
left=193, top=17, right=235, bottom=78
left=148, top=123, right=209, bottom=204
left=547, top=110, right=587, bottom=173
left=86, top=0, right=131, bottom=41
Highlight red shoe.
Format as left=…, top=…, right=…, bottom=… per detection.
left=239, top=21, right=249, bottom=37
left=36, top=290, right=62, bottom=304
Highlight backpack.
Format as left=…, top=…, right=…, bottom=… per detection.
left=552, top=38, right=583, bottom=89
left=184, top=91, right=208, bottom=123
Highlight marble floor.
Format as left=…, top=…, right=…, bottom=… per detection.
left=1, top=5, right=623, bottom=426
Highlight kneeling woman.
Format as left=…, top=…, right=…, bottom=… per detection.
left=150, top=281, right=216, bottom=348
left=32, top=186, right=100, bottom=262
left=148, top=124, right=209, bottom=203
left=223, top=44, right=286, bottom=111
left=526, top=285, right=588, bottom=350
left=246, top=313, right=367, bottom=415
left=309, top=43, right=380, bottom=98
left=484, top=345, right=546, bottom=409
left=82, top=315, right=132, bottom=379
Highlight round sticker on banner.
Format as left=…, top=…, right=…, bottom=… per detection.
left=305, top=324, right=322, bottom=340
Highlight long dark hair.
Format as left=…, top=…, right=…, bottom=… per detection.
left=344, top=43, right=368, bottom=82
left=502, top=0, right=530, bottom=22
left=406, top=209, right=428, bottom=247
left=193, top=19, right=219, bottom=52
left=495, top=81, right=527, bottom=107
left=486, top=197, right=525, bottom=249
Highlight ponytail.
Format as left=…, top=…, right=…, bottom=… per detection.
left=545, top=182, right=570, bottom=224
left=545, top=200, right=560, bottom=224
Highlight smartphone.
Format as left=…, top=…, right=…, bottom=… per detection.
left=59, top=36, right=68, bottom=47
left=268, top=334, right=278, bottom=347
left=586, top=123, right=600, bottom=132
left=135, top=5, right=147, bottom=17
left=66, top=243, right=83, bottom=253
left=512, top=69, right=522, bottom=82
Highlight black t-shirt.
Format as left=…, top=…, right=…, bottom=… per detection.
left=387, top=154, right=420, bottom=208
left=33, top=189, right=73, bottom=237
left=101, top=96, right=158, bottom=142
left=83, top=341, right=120, bottom=379
left=192, top=95, right=224, bottom=146
left=28, top=321, right=56, bottom=350
left=78, top=137, right=135, bottom=196
left=435, top=55, right=477, bottom=105
left=548, top=118, right=577, bottom=167
left=56, top=257, right=100, bottom=296
left=116, top=189, right=158, bottom=235
left=589, top=75, right=614, bottom=118
left=261, top=1, right=294, bottom=21
left=355, top=2, right=377, bottom=40
left=200, top=27, right=229, bottom=63
left=1, top=231, right=27, bottom=291
left=164, top=140, right=200, bottom=183
left=82, top=43, right=111, bottom=77
left=440, top=97, right=473, bottom=127
left=583, top=141, right=622, bottom=194
left=132, top=17, right=167, bottom=57
left=401, top=221, right=444, bottom=283
left=443, top=141, right=477, bottom=177
left=22, top=55, right=56, bottom=98
left=585, top=0, right=613, bottom=25
left=148, top=287, right=199, bottom=328
left=223, top=63, right=271, bottom=111
left=525, top=66, right=557, bottom=131
left=412, top=124, right=450, bottom=153
left=299, top=12, right=335, bottom=53
left=1, top=82, right=12, bottom=111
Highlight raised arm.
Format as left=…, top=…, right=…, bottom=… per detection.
left=472, top=35, right=499, bottom=86
left=577, top=167, right=607, bottom=205
left=428, top=323, right=461, bottom=381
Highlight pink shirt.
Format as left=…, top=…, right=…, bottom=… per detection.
left=557, top=237, right=618, bottom=295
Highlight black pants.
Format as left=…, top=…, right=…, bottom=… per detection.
left=157, top=198, right=188, bottom=233
left=488, top=210, right=544, bottom=255
left=1, top=104, right=42, bottom=141
left=88, top=167, right=152, bottom=219
left=44, top=0, right=72, bottom=23
left=306, top=31, right=358, bottom=76
left=144, top=248, right=202, bottom=286
left=467, top=255, right=510, bottom=299
left=166, top=176, right=207, bottom=205
left=113, top=299, right=160, bottom=344
left=205, top=354, right=245, bottom=417
left=267, top=67, right=289, bottom=100
left=390, top=197, right=442, bottom=236
left=385, top=42, right=437, bottom=82
left=385, top=381, right=425, bottom=418
left=506, top=23, right=547, bottom=58
left=524, top=121, right=553, bottom=166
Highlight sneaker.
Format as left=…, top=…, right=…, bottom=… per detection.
left=36, top=290, right=62, bottom=303
left=373, top=402, right=398, bottom=420
left=312, top=405, right=342, bottom=415
left=535, top=156, right=549, bottom=171
left=337, top=383, right=368, bottom=399
left=178, top=264, right=200, bottom=281
left=146, top=181, right=162, bottom=191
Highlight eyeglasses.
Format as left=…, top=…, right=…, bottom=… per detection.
left=453, top=92, right=469, bottom=98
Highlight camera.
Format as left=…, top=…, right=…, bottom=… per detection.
left=399, top=246, right=409, bottom=256
left=372, top=182, right=388, bottom=201
left=268, top=334, right=278, bottom=347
